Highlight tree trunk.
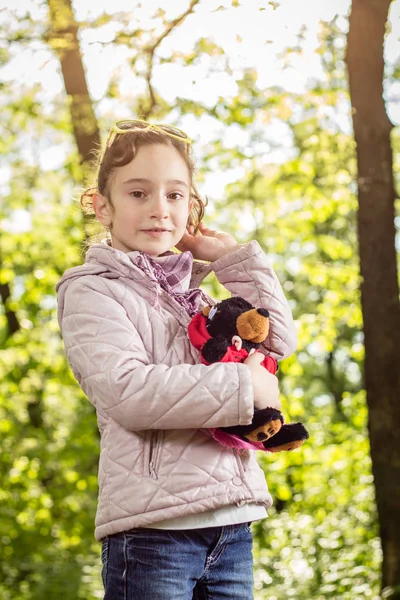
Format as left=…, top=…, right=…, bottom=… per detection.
left=346, top=0, right=400, bottom=595
left=0, top=281, right=20, bottom=338
left=46, top=0, right=100, bottom=171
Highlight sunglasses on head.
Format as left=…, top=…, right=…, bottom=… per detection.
left=105, top=119, right=192, bottom=148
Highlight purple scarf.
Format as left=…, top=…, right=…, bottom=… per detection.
left=134, top=251, right=207, bottom=317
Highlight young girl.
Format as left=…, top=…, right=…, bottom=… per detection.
left=56, top=120, right=297, bottom=600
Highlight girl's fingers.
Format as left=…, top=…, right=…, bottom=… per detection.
left=199, top=222, right=213, bottom=235
left=177, top=230, right=196, bottom=251
left=198, top=222, right=219, bottom=237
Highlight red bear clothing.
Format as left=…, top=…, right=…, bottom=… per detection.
left=188, top=312, right=278, bottom=374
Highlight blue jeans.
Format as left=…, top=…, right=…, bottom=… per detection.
left=101, top=524, right=254, bottom=599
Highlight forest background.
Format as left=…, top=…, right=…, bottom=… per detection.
left=1, top=0, right=400, bottom=598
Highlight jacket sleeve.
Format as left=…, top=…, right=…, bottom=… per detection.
left=59, top=277, right=256, bottom=432
left=211, top=241, right=297, bottom=360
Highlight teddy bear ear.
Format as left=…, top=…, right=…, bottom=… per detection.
left=202, top=306, right=211, bottom=317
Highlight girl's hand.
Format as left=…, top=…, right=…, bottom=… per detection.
left=175, top=222, right=240, bottom=262
left=244, top=353, right=281, bottom=411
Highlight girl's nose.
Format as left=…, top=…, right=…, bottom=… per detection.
left=149, top=191, right=168, bottom=219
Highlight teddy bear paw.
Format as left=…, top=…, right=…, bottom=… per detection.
left=243, top=418, right=282, bottom=442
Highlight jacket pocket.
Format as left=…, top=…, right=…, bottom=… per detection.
left=148, top=430, right=164, bottom=479
left=233, top=449, right=254, bottom=496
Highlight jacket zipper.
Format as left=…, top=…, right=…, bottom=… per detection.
left=148, top=431, right=163, bottom=479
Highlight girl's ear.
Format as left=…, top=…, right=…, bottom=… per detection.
left=92, top=192, right=112, bottom=227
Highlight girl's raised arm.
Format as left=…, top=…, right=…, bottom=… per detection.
left=211, top=241, right=297, bottom=361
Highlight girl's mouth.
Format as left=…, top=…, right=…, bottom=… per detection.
left=142, top=229, right=170, bottom=237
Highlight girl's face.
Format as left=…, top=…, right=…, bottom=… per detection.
left=95, top=143, right=191, bottom=256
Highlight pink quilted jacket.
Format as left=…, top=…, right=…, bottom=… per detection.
left=56, top=241, right=297, bottom=540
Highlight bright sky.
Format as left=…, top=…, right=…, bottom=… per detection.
left=2, top=0, right=400, bottom=134
left=3, top=0, right=399, bottom=108
left=1, top=0, right=400, bottom=230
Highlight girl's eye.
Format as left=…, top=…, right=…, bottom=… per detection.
left=130, top=191, right=145, bottom=199
left=168, top=192, right=184, bottom=200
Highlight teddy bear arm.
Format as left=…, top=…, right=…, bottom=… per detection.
left=262, top=422, right=309, bottom=452
left=201, top=336, right=230, bottom=364
left=220, top=407, right=284, bottom=442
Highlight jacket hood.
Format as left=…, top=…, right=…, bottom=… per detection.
left=55, top=241, right=212, bottom=330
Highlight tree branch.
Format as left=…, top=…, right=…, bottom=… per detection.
left=147, top=0, right=201, bottom=55
left=140, top=0, right=201, bottom=119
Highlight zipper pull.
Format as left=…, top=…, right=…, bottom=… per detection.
left=149, top=462, right=158, bottom=479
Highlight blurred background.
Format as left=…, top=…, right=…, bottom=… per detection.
left=1, top=0, right=400, bottom=598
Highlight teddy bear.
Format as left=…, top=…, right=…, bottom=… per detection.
left=188, top=296, right=309, bottom=453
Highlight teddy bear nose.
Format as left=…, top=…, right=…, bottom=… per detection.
left=257, top=308, right=270, bottom=318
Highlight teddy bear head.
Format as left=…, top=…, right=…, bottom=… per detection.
left=202, top=296, right=270, bottom=353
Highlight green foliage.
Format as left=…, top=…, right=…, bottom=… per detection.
left=1, top=4, right=395, bottom=599
left=185, top=17, right=382, bottom=600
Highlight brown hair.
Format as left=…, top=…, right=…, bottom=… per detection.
left=80, top=128, right=207, bottom=237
